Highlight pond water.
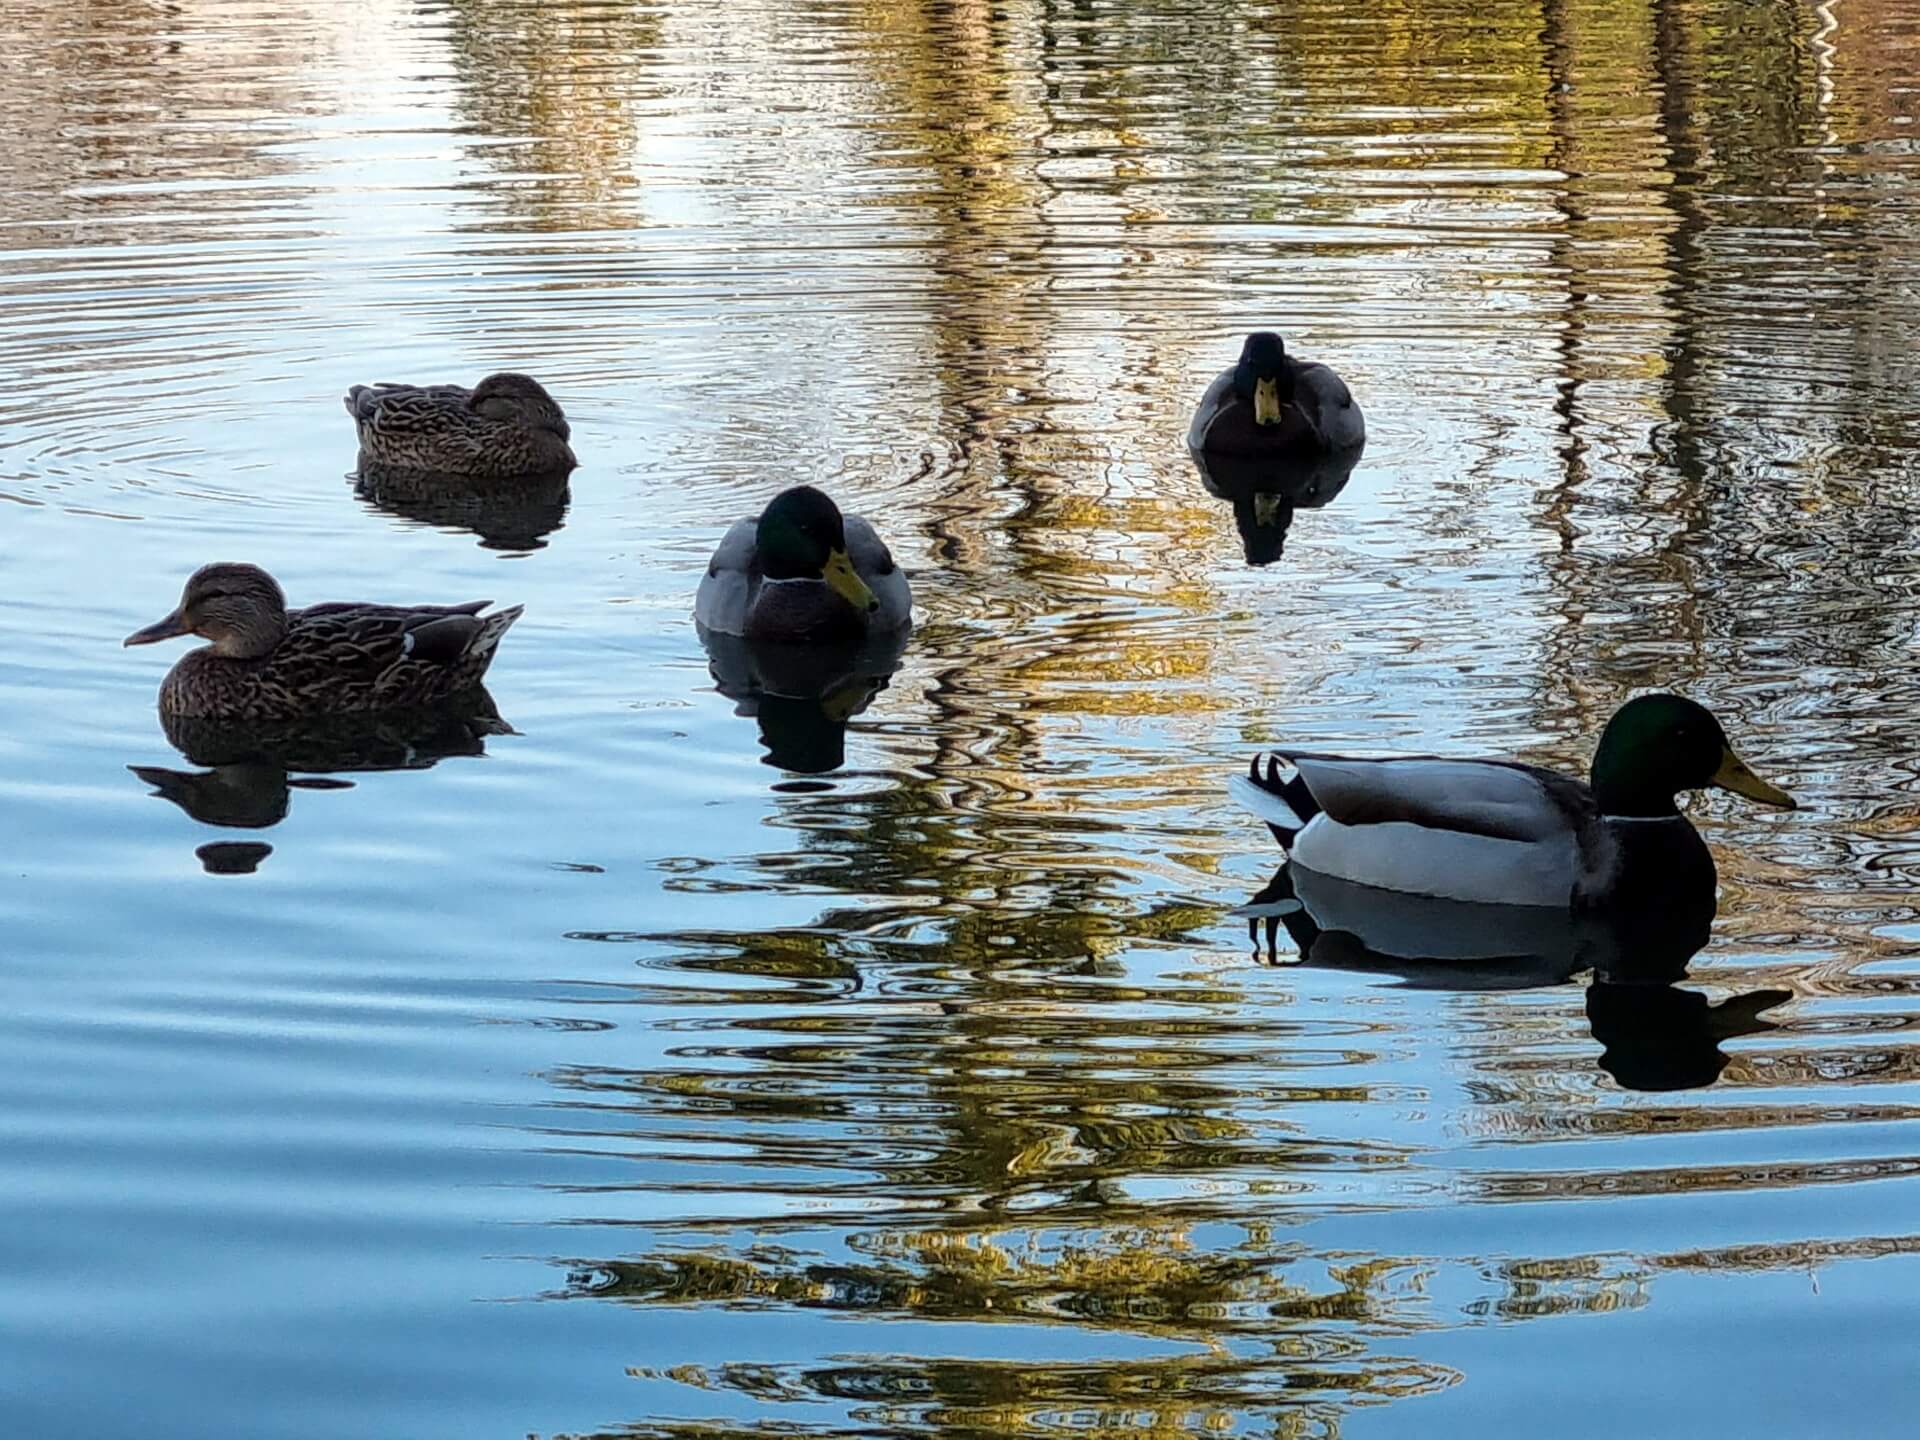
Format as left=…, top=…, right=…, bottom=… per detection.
left=4, top=0, right=1920, bottom=1434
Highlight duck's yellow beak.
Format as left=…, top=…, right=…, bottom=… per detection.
left=1711, top=746, right=1796, bottom=810
left=824, top=547, right=878, bottom=613
left=819, top=674, right=870, bottom=723
left=124, top=608, right=191, bottom=647
left=1253, top=376, right=1283, bottom=426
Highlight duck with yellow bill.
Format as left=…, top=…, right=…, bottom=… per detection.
left=1231, top=694, right=1795, bottom=911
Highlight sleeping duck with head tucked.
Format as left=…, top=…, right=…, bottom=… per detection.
left=695, top=486, right=912, bottom=644
left=344, top=371, right=576, bottom=478
left=124, top=563, right=523, bottom=720
left=1232, top=694, right=1795, bottom=912
left=1189, top=331, right=1364, bottom=460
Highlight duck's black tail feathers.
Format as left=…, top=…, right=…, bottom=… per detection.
left=1228, top=753, right=1321, bottom=847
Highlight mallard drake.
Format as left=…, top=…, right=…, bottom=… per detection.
left=344, top=372, right=576, bottom=477
left=1188, top=332, right=1364, bottom=458
left=124, top=563, right=523, bottom=720
left=695, top=486, right=912, bottom=643
left=1231, top=694, right=1794, bottom=910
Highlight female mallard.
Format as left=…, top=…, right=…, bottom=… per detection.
left=1231, top=694, right=1795, bottom=910
left=344, top=372, right=576, bottom=477
left=124, top=563, right=523, bottom=720
left=695, top=486, right=912, bottom=643
left=1188, top=332, right=1364, bottom=458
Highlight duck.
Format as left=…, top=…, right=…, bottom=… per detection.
left=344, top=372, right=576, bottom=477
left=1188, top=332, right=1364, bottom=459
left=1230, top=693, right=1795, bottom=911
left=124, top=562, right=523, bottom=720
left=695, top=485, right=912, bottom=643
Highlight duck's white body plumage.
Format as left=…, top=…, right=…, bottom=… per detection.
left=1231, top=753, right=1628, bottom=910
left=695, top=514, right=912, bottom=637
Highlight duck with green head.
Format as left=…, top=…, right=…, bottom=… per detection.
left=695, top=485, right=912, bottom=643
left=1231, top=693, right=1795, bottom=910
left=1189, top=331, right=1365, bottom=459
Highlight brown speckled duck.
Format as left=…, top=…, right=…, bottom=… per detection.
left=344, top=371, right=576, bottom=477
left=124, top=563, right=523, bottom=719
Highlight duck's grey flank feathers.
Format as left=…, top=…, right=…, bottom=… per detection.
left=694, top=517, right=761, bottom=634
left=1293, top=818, right=1581, bottom=909
left=845, top=515, right=912, bottom=630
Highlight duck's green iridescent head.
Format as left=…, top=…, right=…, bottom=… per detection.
left=755, top=486, right=877, bottom=613
left=1590, top=693, right=1795, bottom=818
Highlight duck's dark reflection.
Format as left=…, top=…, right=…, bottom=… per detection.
left=698, top=624, right=910, bottom=775
left=130, top=692, right=511, bottom=870
left=1244, top=866, right=1788, bottom=1091
left=1587, top=982, right=1790, bottom=1092
left=1188, top=446, right=1360, bottom=567
left=194, top=841, right=275, bottom=876
left=351, top=466, right=571, bottom=552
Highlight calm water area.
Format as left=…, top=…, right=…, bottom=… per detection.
left=4, top=0, right=1920, bottom=1434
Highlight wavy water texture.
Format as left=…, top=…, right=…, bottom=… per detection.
left=3, top=0, right=1920, bottom=1436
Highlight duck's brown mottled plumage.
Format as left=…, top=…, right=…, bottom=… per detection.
left=125, top=563, right=523, bottom=720
left=344, top=371, right=576, bottom=478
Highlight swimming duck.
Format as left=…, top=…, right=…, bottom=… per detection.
left=695, top=485, right=912, bottom=643
left=1231, top=694, right=1794, bottom=910
left=344, top=372, right=576, bottom=477
left=124, top=563, right=523, bottom=720
left=1188, top=332, right=1364, bottom=458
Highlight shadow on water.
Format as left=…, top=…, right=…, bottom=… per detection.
left=1187, top=446, right=1361, bottom=566
left=1243, top=865, right=1791, bottom=1092
left=128, top=693, right=513, bottom=872
left=697, top=625, right=912, bottom=776
left=351, top=466, right=573, bottom=552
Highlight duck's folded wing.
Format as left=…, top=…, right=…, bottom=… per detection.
left=292, top=601, right=495, bottom=672
left=347, top=383, right=474, bottom=429
left=694, top=517, right=761, bottom=633
left=845, top=516, right=912, bottom=628
left=1284, top=754, right=1584, bottom=842
left=1294, top=363, right=1364, bottom=446
left=1185, top=369, right=1236, bottom=451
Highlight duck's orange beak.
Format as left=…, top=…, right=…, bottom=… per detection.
left=124, top=608, right=191, bottom=647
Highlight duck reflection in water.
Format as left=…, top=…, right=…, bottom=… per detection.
left=352, top=466, right=572, bottom=553
left=1187, top=446, right=1360, bottom=566
left=128, top=694, right=512, bottom=873
left=1242, top=866, right=1790, bottom=1092
left=698, top=627, right=909, bottom=775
